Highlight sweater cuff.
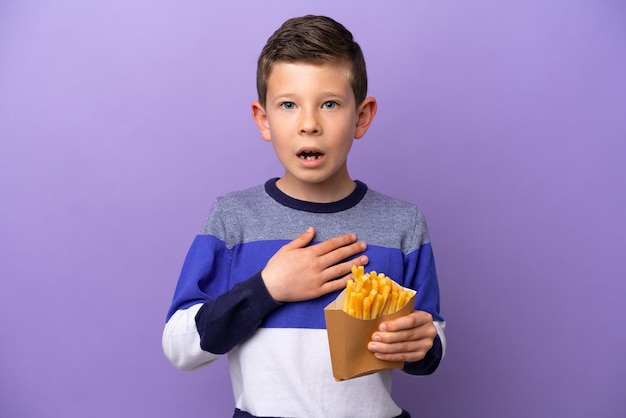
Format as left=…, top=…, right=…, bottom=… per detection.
left=194, top=271, right=282, bottom=355
left=241, top=271, right=282, bottom=317
left=402, top=334, right=443, bottom=375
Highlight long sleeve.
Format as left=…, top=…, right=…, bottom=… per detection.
left=162, top=272, right=280, bottom=370
left=195, top=272, right=281, bottom=354
left=399, top=209, right=446, bottom=375
left=161, top=205, right=283, bottom=369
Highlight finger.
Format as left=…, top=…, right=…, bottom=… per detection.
left=378, top=311, right=431, bottom=333
left=318, top=241, right=367, bottom=271
left=369, top=339, right=423, bottom=354
left=373, top=328, right=421, bottom=345
left=321, top=255, right=369, bottom=282
left=373, top=322, right=437, bottom=347
left=310, top=233, right=358, bottom=256
left=368, top=340, right=432, bottom=362
left=319, top=274, right=350, bottom=295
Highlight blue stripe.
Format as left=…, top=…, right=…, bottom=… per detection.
left=232, top=241, right=440, bottom=329
left=168, top=234, right=442, bottom=325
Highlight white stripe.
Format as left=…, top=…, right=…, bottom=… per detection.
left=228, top=328, right=402, bottom=418
left=162, top=304, right=220, bottom=370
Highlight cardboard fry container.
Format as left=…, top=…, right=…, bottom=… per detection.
left=324, top=288, right=416, bottom=381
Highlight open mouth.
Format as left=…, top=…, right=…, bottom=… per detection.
left=298, top=150, right=324, bottom=161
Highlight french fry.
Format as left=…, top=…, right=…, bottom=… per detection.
left=342, top=267, right=415, bottom=319
left=360, top=283, right=368, bottom=297
left=380, top=284, right=391, bottom=315
left=371, top=276, right=378, bottom=293
left=347, top=288, right=356, bottom=317
left=362, top=296, right=371, bottom=320
left=396, top=290, right=407, bottom=313
left=370, top=293, right=384, bottom=318
left=353, top=265, right=366, bottom=293
left=368, top=289, right=377, bottom=305
left=386, top=290, right=399, bottom=315
left=343, top=279, right=355, bottom=312
left=354, top=292, right=364, bottom=319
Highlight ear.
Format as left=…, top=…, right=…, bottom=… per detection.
left=251, top=101, right=272, bottom=142
left=354, top=97, right=377, bottom=139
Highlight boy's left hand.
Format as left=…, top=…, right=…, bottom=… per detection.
left=368, top=310, right=437, bottom=363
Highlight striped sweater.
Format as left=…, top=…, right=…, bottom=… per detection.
left=163, top=179, right=445, bottom=418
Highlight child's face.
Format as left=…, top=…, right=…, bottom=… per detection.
left=253, top=61, right=375, bottom=200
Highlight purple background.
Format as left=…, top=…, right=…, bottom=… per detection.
left=1, top=1, right=625, bottom=417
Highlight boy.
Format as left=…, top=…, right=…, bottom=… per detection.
left=163, top=15, right=445, bottom=418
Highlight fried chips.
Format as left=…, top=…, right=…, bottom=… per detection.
left=342, top=266, right=415, bottom=319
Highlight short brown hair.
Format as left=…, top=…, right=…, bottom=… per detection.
left=256, top=15, right=368, bottom=109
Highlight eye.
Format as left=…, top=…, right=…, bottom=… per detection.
left=280, top=102, right=296, bottom=110
left=322, top=101, right=338, bottom=109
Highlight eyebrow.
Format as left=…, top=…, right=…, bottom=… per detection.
left=271, top=92, right=348, bottom=101
left=320, top=92, right=347, bottom=100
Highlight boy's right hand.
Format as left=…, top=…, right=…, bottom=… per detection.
left=261, top=226, right=368, bottom=303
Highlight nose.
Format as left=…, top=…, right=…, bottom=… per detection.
left=298, top=108, right=321, bottom=135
